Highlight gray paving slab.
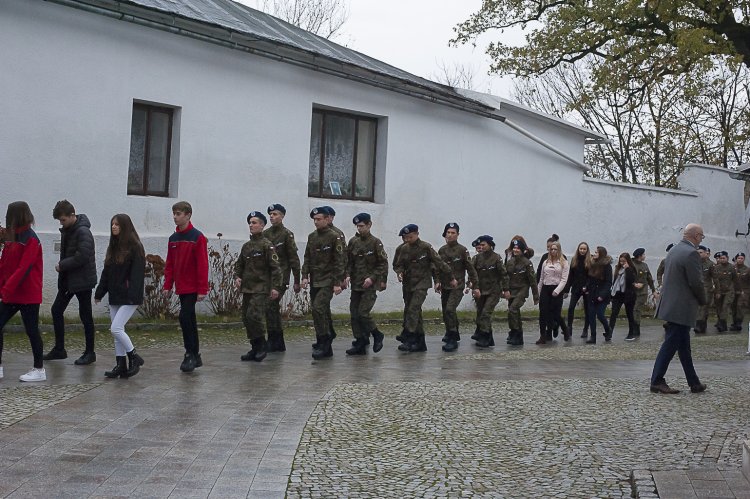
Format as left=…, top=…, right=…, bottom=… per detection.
left=0, top=323, right=748, bottom=498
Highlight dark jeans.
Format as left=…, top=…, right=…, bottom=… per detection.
left=0, top=303, right=43, bottom=368
left=567, top=287, right=589, bottom=332
left=179, top=293, right=200, bottom=354
left=587, top=299, right=609, bottom=338
left=51, top=289, right=95, bottom=352
left=651, top=322, right=700, bottom=386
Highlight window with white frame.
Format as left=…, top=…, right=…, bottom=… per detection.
left=308, top=108, right=377, bottom=201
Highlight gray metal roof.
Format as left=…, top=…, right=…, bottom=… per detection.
left=56, top=0, right=497, bottom=116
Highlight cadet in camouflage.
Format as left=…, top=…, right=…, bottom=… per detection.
left=505, top=238, right=539, bottom=346
left=711, top=250, right=737, bottom=332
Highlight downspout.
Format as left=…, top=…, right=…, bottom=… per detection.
left=502, top=118, right=591, bottom=171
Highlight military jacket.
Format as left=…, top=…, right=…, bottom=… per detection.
left=394, top=239, right=453, bottom=291
left=346, top=232, right=388, bottom=291
left=657, top=259, right=665, bottom=288
left=506, top=254, right=539, bottom=300
left=472, top=250, right=509, bottom=295
left=711, top=262, right=737, bottom=294
left=438, top=242, right=478, bottom=289
left=330, top=223, right=348, bottom=272
left=234, top=234, right=282, bottom=294
left=263, top=223, right=301, bottom=287
left=632, top=260, right=655, bottom=293
left=302, top=227, right=345, bottom=288
left=701, top=259, right=714, bottom=291
left=736, top=263, right=750, bottom=294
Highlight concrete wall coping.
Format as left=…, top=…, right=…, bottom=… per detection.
left=582, top=176, right=699, bottom=197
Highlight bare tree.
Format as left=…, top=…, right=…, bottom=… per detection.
left=430, top=61, right=477, bottom=90
left=256, top=0, right=349, bottom=40
left=512, top=57, right=749, bottom=187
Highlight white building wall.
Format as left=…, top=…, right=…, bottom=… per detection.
left=2, top=0, right=748, bottom=316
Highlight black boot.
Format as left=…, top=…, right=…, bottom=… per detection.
left=487, top=331, right=494, bottom=346
left=560, top=321, right=570, bottom=341
left=634, top=323, right=641, bottom=339
left=346, top=337, right=368, bottom=355
left=476, top=331, right=492, bottom=348
left=398, top=332, right=415, bottom=351
left=251, top=338, right=267, bottom=362
left=730, top=321, right=742, bottom=331
left=717, top=319, right=728, bottom=333
left=105, top=356, right=127, bottom=378
left=371, top=329, right=384, bottom=353
left=395, top=328, right=406, bottom=343
left=586, top=333, right=597, bottom=344
left=312, top=335, right=333, bottom=359
left=604, top=326, right=612, bottom=342
left=695, top=320, right=707, bottom=334
left=408, top=334, right=427, bottom=352
left=441, top=331, right=451, bottom=343
left=442, top=331, right=458, bottom=352
left=508, top=330, right=524, bottom=346
left=506, top=330, right=514, bottom=344
left=126, top=349, right=144, bottom=377
left=276, top=331, right=286, bottom=351
left=471, top=327, right=480, bottom=341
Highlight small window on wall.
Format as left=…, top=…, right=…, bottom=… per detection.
left=128, top=103, right=174, bottom=196
left=308, top=108, right=377, bottom=201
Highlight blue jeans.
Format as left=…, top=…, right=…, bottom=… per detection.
left=650, top=322, right=700, bottom=386
left=587, top=299, right=609, bottom=338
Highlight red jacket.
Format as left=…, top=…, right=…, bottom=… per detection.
left=163, top=223, right=209, bottom=295
left=0, top=225, right=43, bottom=304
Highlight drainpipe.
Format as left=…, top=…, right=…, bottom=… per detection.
left=502, top=118, right=591, bottom=172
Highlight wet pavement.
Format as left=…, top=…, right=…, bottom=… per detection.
left=0, top=322, right=749, bottom=498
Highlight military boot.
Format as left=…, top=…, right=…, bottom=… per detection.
left=371, top=329, right=385, bottom=353
left=407, top=334, right=427, bottom=352
left=716, top=320, right=728, bottom=333
left=251, top=338, right=267, bottom=362
left=441, top=331, right=451, bottom=343
left=695, top=320, right=707, bottom=334
left=126, top=349, right=145, bottom=377
left=312, top=335, right=333, bottom=359
left=346, top=337, right=368, bottom=356
left=508, top=330, right=524, bottom=346
left=487, top=330, right=494, bottom=346
left=476, top=331, right=492, bottom=348
left=471, top=327, right=480, bottom=341
left=730, top=321, right=742, bottom=331
left=442, top=332, right=458, bottom=352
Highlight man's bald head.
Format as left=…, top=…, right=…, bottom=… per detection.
left=684, top=224, right=705, bottom=246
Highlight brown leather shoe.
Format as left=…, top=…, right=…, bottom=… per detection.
left=650, top=383, right=680, bottom=394
left=690, top=383, right=707, bottom=393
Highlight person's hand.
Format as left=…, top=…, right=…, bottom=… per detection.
left=301, top=278, right=309, bottom=289
left=341, top=278, right=349, bottom=290
left=363, top=277, right=373, bottom=289
left=597, top=297, right=603, bottom=302
left=563, top=292, right=569, bottom=299
left=472, top=289, right=481, bottom=298
left=95, top=299, right=101, bottom=304
left=270, top=289, right=280, bottom=300
left=397, top=273, right=403, bottom=283
left=333, top=285, right=342, bottom=295
left=450, top=278, right=458, bottom=288
left=234, top=277, right=242, bottom=289
left=552, top=291, right=559, bottom=297
left=293, top=283, right=301, bottom=293
left=634, top=283, right=644, bottom=289
left=434, top=283, right=442, bottom=293
left=197, top=294, right=206, bottom=302
left=503, top=291, right=511, bottom=299
left=161, top=289, right=172, bottom=298
left=533, top=298, right=539, bottom=305
left=379, top=282, right=387, bottom=291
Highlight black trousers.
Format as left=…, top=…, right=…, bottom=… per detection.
left=179, top=293, right=200, bottom=354
left=0, top=303, right=43, bottom=368
left=539, top=285, right=564, bottom=334
left=567, top=287, right=589, bottom=332
left=609, top=293, right=635, bottom=334
left=51, top=289, right=95, bottom=352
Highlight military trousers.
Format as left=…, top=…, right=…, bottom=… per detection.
left=507, top=290, right=528, bottom=331
left=731, top=292, right=747, bottom=325
left=242, top=293, right=268, bottom=341
left=350, top=289, right=377, bottom=340
left=714, top=292, right=733, bottom=321
left=633, top=290, right=649, bottom=325
left=697, top=287, right=714, bottom=321
left=310, top=286, right=334, bottom=338
left=265, top=284, right=288, bottom=334
left=475, top=292, right=501, bottom=333
left=441, top=287, right=464, bottom=333
left=403, top=288, right=428, bottom=334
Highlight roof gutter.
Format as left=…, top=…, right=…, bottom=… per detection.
left=45, top=0, right=592, bottom=172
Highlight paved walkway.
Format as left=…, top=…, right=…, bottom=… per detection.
left=0, top=324, right=749, bottom=498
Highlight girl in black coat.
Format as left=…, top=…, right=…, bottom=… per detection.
left=565, top=242, right=591, bottom=338
left=584, top=246, right=613, bottom=344
left=608, top=253, right=637, bottom=341
left=94, top=214, right=145, bottom=378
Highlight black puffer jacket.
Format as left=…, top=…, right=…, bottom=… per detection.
left=58, top=214, right=98, bottom=292
left=95, top=249, right=145, bottom=305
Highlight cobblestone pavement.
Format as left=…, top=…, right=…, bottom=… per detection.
left=0, top=323, right=748, bottom=498
left=0, top=384, right=100, bottom=429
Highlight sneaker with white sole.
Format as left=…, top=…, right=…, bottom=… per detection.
left=19, top=368, right=46, bottom=382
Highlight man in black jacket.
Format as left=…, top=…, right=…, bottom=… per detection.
left=44, top=200, right=98, bottom=365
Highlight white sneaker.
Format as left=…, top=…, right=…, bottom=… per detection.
left=19, top=368, right=46, bottom=382
left=0, top=366, right=4, bottom=379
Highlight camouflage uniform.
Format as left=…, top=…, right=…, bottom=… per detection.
left=711, top=262, right=737, bottom=331
left=346, top=232, right=388, bottom=342
left=234, top=233, right=282, bottom=343
left=472, top=250, right=509, bottom=338
left=506, top=254, right=538, bottom=343
left=302, top=226, right=346, bottom=345
left=733, top=263, right=750, bottom=330
left=695, top=258, right=714, bottom=333
left=437, top=241, right=478, bottom=337
left=632, top=260, right=655, bottom=331
left=263, top=223, right=300, bottom=349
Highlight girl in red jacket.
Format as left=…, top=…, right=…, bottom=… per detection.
left=0, top=201, right=45, bottom=382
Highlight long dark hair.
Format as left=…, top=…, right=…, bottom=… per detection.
left=613, top=252, right=634, bottom=279
left=105, top=214, right=144, bottom=264
left=589, top=246, right=610, bottom=279
left=5, top=201, right=35, bottom=241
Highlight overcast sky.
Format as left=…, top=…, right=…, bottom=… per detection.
left=240, top=0, right=520, bottom=97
